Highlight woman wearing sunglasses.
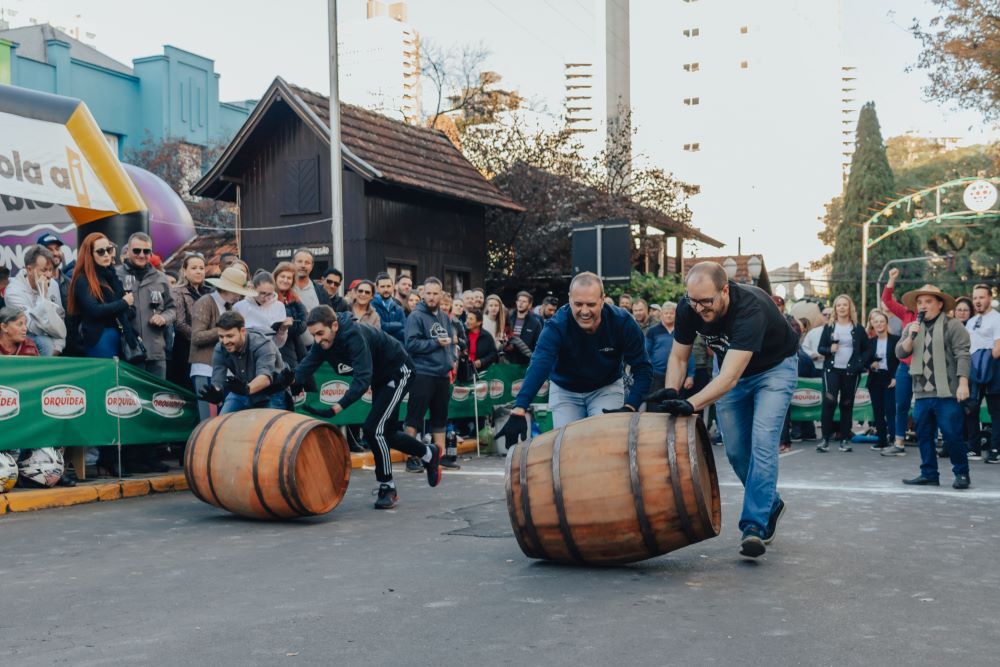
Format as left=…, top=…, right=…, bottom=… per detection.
left=350, top=279, right=382, bottom=328
left=68, top=233, right=136, bottom=359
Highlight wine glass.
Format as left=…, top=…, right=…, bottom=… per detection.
left=123, top=275, right=135, bottom=293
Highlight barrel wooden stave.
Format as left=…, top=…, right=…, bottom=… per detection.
left=506, top=413, right=720, bottom=565
left=184, top=409, right=350, bottom=520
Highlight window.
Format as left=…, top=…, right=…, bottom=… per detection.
left=683, top=62, right=700, bottom=72
left=683, top=97, right=700, bottom=106
left=386, top=261, right=417, bottom=284
left=740, top=25, right=748, bottom=34
left=683, top=143, right=701, bottom=152
left=740, top=60, right=749, bottom=69
left=682, top=27, right=700, bottom=37
left=281, top=156, right=320, bottom=215
left=444, top=268, right=472, bottom=297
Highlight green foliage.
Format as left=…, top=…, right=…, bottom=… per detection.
left=605, top=271, right=686, bottom=306
left=828, top=103, right=921, bottom=306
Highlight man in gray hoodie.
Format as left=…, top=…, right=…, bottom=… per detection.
left=404, top=277, right=459, bottom=468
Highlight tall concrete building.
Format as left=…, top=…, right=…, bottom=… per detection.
left=562, top=0, right=630, bottom=161
left=632, top=0, right=848, bottom=260
left=338, top=0, right=421, bottom=123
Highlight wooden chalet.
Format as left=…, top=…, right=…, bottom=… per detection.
left=191, top=77, right=522, bottom=292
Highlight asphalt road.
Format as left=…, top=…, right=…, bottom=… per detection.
left=2, top=441, right=999, bottom=666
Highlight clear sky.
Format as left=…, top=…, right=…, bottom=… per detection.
left=9, top=0, right=997, bottom=268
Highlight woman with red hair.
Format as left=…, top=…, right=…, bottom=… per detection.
left=68, top=233, right=136, bottom=358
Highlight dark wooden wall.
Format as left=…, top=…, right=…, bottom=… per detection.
left=235, top=100, right=486, bottom=286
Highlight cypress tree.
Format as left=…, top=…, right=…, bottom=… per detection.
left=830, top=102, right=921, bottom=310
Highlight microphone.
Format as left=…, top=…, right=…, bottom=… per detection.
left=911, top=311, right=925, bottom=339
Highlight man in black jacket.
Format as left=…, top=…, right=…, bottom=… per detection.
left=294, top=306, right=441, bottom=509
left=320, top=267, right=351, bottom=313
left=504, top=291, right=543, bottom=364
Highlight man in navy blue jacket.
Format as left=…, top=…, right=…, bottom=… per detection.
left=372, top=272, right=406, bottom=343
left=294, top=306, right=441, bottom=510
left=500, top=272, right=651, bottom=440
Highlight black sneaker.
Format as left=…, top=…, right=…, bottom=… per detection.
left=816, top=441, right=830, bottom=453
left=952, top=475, right=971, bottom=490
left=985, top=450, right=1000, bottom=464
left=870, top=443, right=888, bottom=451
left=838, top=441, right=852, bottom=452
left=967, top=450, right=982, bottom=461
left=424, top=446, right=442, bottom=487
left=440, top=455, right=461, bottom=470
left=763, top=499, right=786, bottom=545
left=881, top=445, right=906, bottom=457
left=373, top=483, right=398, bottom=509
left=405, top=456, right=424, bottom=473
left=740, top=526, right=766, bottom=558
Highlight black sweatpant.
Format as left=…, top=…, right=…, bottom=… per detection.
left=965, top=387, right=1000, bottom=453
left=364, top=363, right=428, bottom=483
left=821, top=367, right=859, bottom=441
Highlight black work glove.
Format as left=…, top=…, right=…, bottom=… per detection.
left=645, top=387, right=680, bottom=404
left=498, top=413, right=528, bottom=445
left=302, top=403, right=335, bottom=419
left=602, top=405, right=636, bottom=414
left=288, top=379, right=306, bottom=396
left=648, top=399, right=695, bottom=416
left=198, top=384, right=224, bottom=405
left=272, top=367, right=294, bottom=389
left=224, top=377, right=250, bottom=396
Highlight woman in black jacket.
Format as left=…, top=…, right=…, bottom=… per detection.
left=817, top=294, right=871, bottom=452
left=68, top=233, right=138, bottom=358
left=865, top=309, right=900, bottom=451
left=464, top=309, right=498, bottom=373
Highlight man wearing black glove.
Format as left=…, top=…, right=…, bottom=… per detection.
left=666, top=262, right=799, bottom=559
left=206, top=311, right=289, bottom=414
left=295, top=305, right=442, bottom=510
left=502, top=273, right=651, bottom=449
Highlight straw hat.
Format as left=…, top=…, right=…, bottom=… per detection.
left=205, top=267, right=257, bottom=297
left=901, top=284, right=955, bottom=312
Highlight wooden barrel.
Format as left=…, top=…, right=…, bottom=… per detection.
left=184, top=409, right=351, bottom=520
left=505, top=413, right=720, bottom=565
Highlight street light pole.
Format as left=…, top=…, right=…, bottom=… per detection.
left=328, top=0, right=345, bottom=277
left=860, top=220, right=870, bottom=318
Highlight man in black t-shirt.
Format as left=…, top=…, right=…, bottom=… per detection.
left=652, top=262, right=798, bottom=559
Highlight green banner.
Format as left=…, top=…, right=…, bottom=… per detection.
left=0, top=357, right=200, bottom=450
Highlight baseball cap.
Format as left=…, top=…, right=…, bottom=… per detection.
left=36, top=233, right=63, bottom=247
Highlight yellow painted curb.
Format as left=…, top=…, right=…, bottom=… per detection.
left=1, top=473, right=191, bottom=515
left=349, top=439, right=482, bottom=469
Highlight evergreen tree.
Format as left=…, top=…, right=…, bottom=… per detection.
left=829, top=102, right=921, bottom=310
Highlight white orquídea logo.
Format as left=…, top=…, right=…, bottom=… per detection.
left=151, top=392, right=186, bottom=418
left=0, top=386, right=19, bottom=420
left=106, top=387, right=142, bottom=418
left=320, top=380, right=349, bottom=405
left=42, top=384, right=86, bottom=419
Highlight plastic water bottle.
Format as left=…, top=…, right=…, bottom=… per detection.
left=445, top=424, right=458, bottom=459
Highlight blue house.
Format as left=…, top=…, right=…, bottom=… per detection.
left=0, top=23, right=253, bottom=158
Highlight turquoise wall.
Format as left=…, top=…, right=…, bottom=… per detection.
left=7, top=36, right=252, bottom=157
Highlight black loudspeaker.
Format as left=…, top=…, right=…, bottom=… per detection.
left=571, top=219, right=631, bottom=284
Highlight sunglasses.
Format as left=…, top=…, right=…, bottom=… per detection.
left=325, top=279, right=341, bottom=287
left=132, top=248, right=153, bottom=256
left=357, top=289, right=373, bottom=295
left=94, top=245, right=116, bottom=257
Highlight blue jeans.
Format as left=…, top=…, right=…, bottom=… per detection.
left=716, top=355, right=797, bottom=532
left=913, top=397, right=969, bottom=480
left=220, top=391, right=287, bottom=414
left=548, top=378, right=625, bottom=428
left=85, top=327, right=120, bottom=359
left=893, top=362, right=912, bottom=441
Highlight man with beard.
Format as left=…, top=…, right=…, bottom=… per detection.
left=965, top=284, right=1000, bottom=463
left=504, top=291, right=543, bottom=365
left=294, top=305, right=441, bottom=509
left=657, top=261, right=799, bottom=559
left=395, top=273, right=414, bottom=314
left=372, top=272, right=406, bottom=343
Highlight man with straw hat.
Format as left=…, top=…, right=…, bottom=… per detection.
left=896, top=283, right=972, bottom=489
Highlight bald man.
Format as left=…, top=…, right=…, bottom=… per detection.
left=654, top=262, right=798, bottom=559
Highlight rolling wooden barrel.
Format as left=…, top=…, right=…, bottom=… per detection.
left=184, top=409, right=351, bottom=520
left=505, top=413, right=720, bottom=565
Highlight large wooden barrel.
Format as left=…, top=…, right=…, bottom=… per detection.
left=505, top=413, right=720, bottom=565
left=184, top=409, right=351, bottom=520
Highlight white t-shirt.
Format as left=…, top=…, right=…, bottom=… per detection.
left=967, top=309, right=1000, bottom=354
left=234, top=299, right=288, bottom=348
left=802, top=325, right=824, bottom=370
left=293, top=280, right=320, bottom=346
left=832, top=323, right=854, bottom=369
left=875, top=337, right=888, bottom=370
